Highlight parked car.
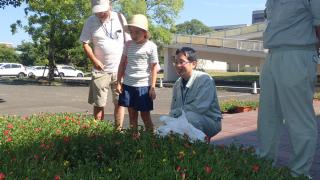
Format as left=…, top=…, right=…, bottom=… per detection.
left=55, top=65, right=84, bottom=77
left=26, top=66, right=49, bottom=78
left=0, top=63, right=27, bottom=78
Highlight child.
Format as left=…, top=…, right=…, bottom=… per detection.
left=116, top=14, right=158, bottom=132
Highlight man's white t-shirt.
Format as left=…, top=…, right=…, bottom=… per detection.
left=80, top=11, right=130, bottom=73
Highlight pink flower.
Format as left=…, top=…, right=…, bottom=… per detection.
left=176, top=165, right=181, bottom=172
left=6, top=123, right=13, bottom=129
left=3, top=130, right=10, bottom=136
left=54, top=175, right=60, bottom=180
left=34, top=128, right=41, bottom=133
left=34, top=154, right=40, bottom=160
left=0, top=172, right=5, bottom=180
left=6, top=137, right=13, bottom=142
left=252, top=164, right=260, bottom=173
left=204, top=165, right=213, bottom=174
left=63, top=136, right=71, bottom=143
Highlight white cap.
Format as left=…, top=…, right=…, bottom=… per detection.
left=91, top=0, right=110, bottom=13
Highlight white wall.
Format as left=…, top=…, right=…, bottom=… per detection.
left=197, top=59, right=227, bottom=71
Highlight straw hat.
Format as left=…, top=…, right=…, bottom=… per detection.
left=125, top=14, right=149, bottom=31
left=91, top=0, right=110, bottom=13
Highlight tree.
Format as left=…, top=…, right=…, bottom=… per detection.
left=16, top=41, right=47, bottom=66
left=4, top=0, right=91, bottom=80
left=113, top=0, right=184, bottom=46
left=0, top=44, right=19, bottom=63
left=175, top=19, right=213, bottom=35
left=0, top=0, right=24, bottom=8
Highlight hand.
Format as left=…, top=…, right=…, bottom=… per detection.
left=116, top=83, right=123, bottom=94
left=94, top=60, right=105, bottom=71
left=149, top=87, right=156, bottom=100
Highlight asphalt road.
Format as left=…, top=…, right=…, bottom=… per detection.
left=0, top=82, right=259, bottom=128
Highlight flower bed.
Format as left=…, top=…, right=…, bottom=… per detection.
left=0, top=113, right=303, bottom=179
left=220, top=100, right=259, bottom=114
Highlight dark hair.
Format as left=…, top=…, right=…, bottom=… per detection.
left=175, top=47, right=197, bottom=62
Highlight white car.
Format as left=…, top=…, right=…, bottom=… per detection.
left=55, top=65, right=84, bottom=77
left=26, top=66, right=49, bottom=78
left=0, top=63, right=27, bottom=78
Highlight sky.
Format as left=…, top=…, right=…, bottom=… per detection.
left=0, top=0, right=266, bottom=47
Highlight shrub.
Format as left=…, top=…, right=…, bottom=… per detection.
left=220, top=100, right=259, bottom=113
left=0, top=113, right=305, bottom=179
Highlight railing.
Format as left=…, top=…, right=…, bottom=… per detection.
left=172, top=34, right=264, bottom=52
left=203, top=22, right=266, bottom=38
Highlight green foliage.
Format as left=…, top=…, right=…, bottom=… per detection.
left=220, top=100, right=259, bottom=113
left=16, top=42, right=46, bottom=66
left=174, top=19, right=213, bottom=35
left=7, top=0, right=91, bottom=79
left=0, top=44, right=19, bottom=63
left=0, top=0, right=24, bottom=8
left=3, top=0, right=184, bottom=78
left=209, top=71, right=260, bottom=82
left=114, top=0, right=184, bottom=45
left=0, top=113, right=304, bottom=179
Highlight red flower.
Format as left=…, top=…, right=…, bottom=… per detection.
left=252, top=164, right=260, bottom=173
left=3, top=130, right=10, bottom=136
left=6, top=123, right=13, bottom=129
left=204, top=165, right=213, bottom=174
left=54, top=175, right=60, bottom=180
left=0, top=172, right=5, bottom=180
left=6, top=137, right=13, bottom=142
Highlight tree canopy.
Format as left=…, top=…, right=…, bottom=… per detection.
left=113, top=0, right=183, bottom=46
left=0, top=44, right=18, bottom=63
left=175, top=19, right=213, bottom=35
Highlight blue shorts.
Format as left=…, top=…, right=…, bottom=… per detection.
left=118, top=84, right=153, bottom=112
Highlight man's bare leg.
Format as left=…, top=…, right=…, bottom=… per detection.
left=114, top=103, right=125, bottom=131
left=94, top=106, right=104, bottom=120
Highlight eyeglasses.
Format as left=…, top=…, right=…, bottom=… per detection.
left=172, top=61, right=191, bottom=66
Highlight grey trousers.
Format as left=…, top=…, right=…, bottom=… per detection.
left=186, top=111, right=221, bottom=138
left=257, top=47, right=318, bottom=176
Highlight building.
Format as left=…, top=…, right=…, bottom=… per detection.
left=252, top=10, right=265, bottom=24
left=0, top=42, right=14, bottom=48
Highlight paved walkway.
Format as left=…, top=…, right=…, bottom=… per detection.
left=212, top=101, right=320, bottom=180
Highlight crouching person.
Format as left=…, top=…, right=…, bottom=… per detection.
left=169, top=47, right=222, bottom=138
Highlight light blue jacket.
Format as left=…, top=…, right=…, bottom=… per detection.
left=264, top=0, right=320, bottom=48
left=169, top=71, right=222, bottom=136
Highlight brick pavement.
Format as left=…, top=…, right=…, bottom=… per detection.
left=212, top=101, right=320, bottom=180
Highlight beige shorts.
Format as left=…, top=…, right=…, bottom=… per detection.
left=88, top=72, right=119, bottom=107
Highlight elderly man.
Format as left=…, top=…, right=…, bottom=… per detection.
left=257, top=0, right=320, bottom=178
left=80, top=0, right=130, bottom=130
